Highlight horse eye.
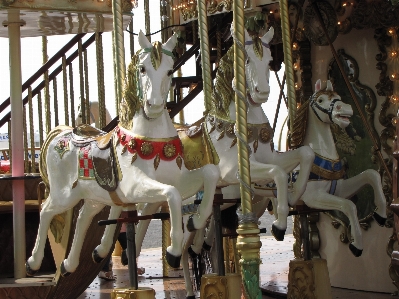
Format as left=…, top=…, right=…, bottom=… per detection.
left=318, top=98, right=323, bottom=103
left=167, top=70, right=174, bottom=76
left=140, top=66, right=146, bottom=74
left=246, top=58, right=250, bottom=64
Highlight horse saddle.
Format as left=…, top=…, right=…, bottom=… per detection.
left=175, top=119, right=219, bottom=170
left=71, top=124, right=119, bottom=191
left=71, top=124, right=113, bottom=149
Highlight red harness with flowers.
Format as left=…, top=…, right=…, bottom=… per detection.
left=116, top=126, right=183, bottom=162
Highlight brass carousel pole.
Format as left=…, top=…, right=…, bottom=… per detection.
left=279, top=0, right=296, bottom=131
left=110, top=1, right=154, bottom=298
left=232, top=1, right=262, bottom=299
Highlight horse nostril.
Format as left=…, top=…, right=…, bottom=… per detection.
left=336, top=104, right=341, bottom=110
left=255, top=87, right=259, bottom=93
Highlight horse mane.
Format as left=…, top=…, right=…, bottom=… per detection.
left=290, top=99, right=310, bottom=149
left=119, top=51, right=141, bottom=129
left=210, top=46, right=235, bottom=120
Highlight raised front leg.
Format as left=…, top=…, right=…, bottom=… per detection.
left=250, top=160, right=288, bottom=240
left=267, top=146, right=315, bottom=205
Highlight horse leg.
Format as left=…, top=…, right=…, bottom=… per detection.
left=302, top=188, right=363, bottom=256
left=93, top=205, right=123, bottom=263
left=26, top=196, right=76, bottom=275
left=61, top=200, right=105, bottom=275
left=335, top=170, right=387, bottom=225
left=135, top=202, right=163, bottom=258
left=182, top=164, right=220, bottom=231
left=182, top=228, right=197, bottom=299
left=251, top=161, right=288, bottom=240
left=268, top=146, right=315, bottom=205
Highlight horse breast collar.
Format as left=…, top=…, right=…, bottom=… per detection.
left=206, top=114, right=274, bottom=152
left=116, top=126, right=183, bottom=170
left=310, top=153, right=345, bottom=180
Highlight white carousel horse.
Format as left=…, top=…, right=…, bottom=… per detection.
left=135, top=26, right=315, bottom=299
left=75, top=101, right=112, bottom=128
left=257, top=79, right=387, bottom=256
left=25, top=31, right=220, bottom=276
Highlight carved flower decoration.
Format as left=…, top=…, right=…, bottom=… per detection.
left=141, top=142, right=154, bottom=156
left=163, top=143, right=176, bottom=158
left=260, top=127, right=272, bottom=143
left=128, top=139, right=136, bottom=150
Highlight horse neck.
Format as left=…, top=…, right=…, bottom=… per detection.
left=303, top=107, right=339, bottom=160
left=228, top=100, right=269, bottom=124
left=131, top=109, right=178, bottom=138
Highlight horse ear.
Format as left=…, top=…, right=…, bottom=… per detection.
left=326, top=80, right=333, bottom=91
left=230, top=23, right=251, bottom=42
left=315, top=79, right=322, bottom=92
left=163, top=33, right=178, bottom=52
left=138, top=30, right=152, bottom=49
left=261, top=26, right=274, bottom=44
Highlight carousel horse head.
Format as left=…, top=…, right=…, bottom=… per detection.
left=120, top=30, right=177, bottom=127
left=243, top=26, right=274, bottom=105
left=309, top=79, right=353, bottom=128
left=210, top=26, right=274, bottom=120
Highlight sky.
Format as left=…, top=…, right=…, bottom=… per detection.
left=0, top=2, right=288, bottom=150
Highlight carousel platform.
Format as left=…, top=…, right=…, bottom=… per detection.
left=77, top=235, right=396, bottom=299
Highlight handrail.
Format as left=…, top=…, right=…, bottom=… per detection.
left=0, top=33, right=99, bottom=129
left=0, top=33, right=87, bottom=115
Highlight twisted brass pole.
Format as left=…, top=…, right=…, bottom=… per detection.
left=197, top=0, right=212, bottom=112
left=233, top=1, right=261, bottom=298
left=279, top=0, right=296, bottom=132
left=112, top=0, right=126, bottom=110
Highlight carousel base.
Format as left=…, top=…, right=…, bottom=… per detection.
left=74, top=235, right=396, bottom=299
left=0, top=274, right=56, bottom=298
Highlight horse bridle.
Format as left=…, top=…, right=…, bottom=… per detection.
left=310, top=93, right=340, bottom=123
left=136, top=46, right=174, bottom=120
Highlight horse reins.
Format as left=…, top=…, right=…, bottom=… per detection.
left=310, top=93, right=340, bottom=123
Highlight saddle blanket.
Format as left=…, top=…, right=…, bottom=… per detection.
left=79, top=144, right=95, bottom=179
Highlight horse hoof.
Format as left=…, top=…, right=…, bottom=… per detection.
left=60, top=261, right=71, bottom=277
left=187, top=215, right=196, bottom=232
left=202, top=241, right=212, bottom=251
left=373, top=212, right=386, bottom=227
left=165, top=251, right=181, bottom=268
left=188, top=246, right=199, bottom=259
left=92, top=248, right=104, bottom=264
left=25, top=261, right=38, bottom=277
left=349, top=243, right=363, bottom=257
left=271, top=224, right=286, bottom=241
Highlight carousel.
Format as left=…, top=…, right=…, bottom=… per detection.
left=0, top=0, right=399, bottom=298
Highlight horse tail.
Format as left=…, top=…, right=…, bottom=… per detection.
left=39, top=125, right=72, bottom=196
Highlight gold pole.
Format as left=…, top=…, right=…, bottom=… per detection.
left=197, top=0, right=212, bottom=112
left=279, top=0, right=296, bottom=131
left=233, top=1, right=261, bottom=298
left=112, top=0, right=126, bottom=111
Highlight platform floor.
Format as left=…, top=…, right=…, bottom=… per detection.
left=77, top=235, right=396, bottom=299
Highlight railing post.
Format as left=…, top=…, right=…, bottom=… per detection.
left=7, top=9, right=26, bottom=279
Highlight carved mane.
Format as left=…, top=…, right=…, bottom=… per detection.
left=210, top=46, right=235, bottom=120
left=290, top=99, right=309, bottom=149
left=119, top=51, right=141, bottom=129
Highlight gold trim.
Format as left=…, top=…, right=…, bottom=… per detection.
left=108, top=190, right=125, bottom=206
left=176, top=155, right=183, bottom=169
left=154, top=154, right=160, bottom=170
left=122, top=131, right=179, bottom=142
left=131, top=152, right=138, bottom=164
left=311, top=164, right=345, bottom=180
